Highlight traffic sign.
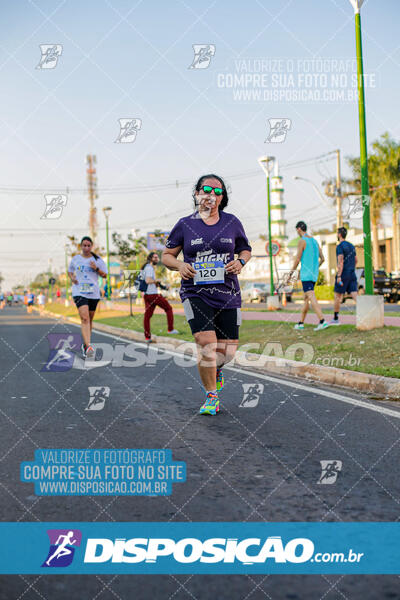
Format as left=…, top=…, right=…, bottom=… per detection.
left=265, top=240, right=280, bottom=256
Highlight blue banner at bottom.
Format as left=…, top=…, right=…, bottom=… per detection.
left=0, top=522, right=399, bottom=574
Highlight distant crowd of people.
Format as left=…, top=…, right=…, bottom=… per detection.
left=1, top=290, right=46, bottom=308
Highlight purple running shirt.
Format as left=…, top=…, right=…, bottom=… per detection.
left=165, top=211, right=251, bottom=308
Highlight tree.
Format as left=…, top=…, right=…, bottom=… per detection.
left=29, top=271, right=60, bottom=290
left=347, top=133, right=400, bottom=270
left=347, top=154, right=382, bottom=268
left=370, top=133, right=400, bottom=271
left=111, top=232, right=147, bottom=268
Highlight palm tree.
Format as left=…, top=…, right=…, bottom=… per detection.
left=347, top=152, right=388, bottom=269
left=370, top=133, right=400, bottom=272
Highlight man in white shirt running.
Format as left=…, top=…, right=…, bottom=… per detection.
left=142, top=252, right=178, bottom=342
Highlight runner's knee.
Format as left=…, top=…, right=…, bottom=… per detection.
left=195, top=332, right=217, bottom=362
left=223, top=342, right=238, bottom=363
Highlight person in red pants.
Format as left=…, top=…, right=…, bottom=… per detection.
left=143, top=252, right=179, bottom=342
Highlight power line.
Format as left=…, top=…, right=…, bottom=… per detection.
left=0, top=151, right=338, bottom=195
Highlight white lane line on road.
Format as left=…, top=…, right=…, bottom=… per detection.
left=224, top=366, right=400, bottom=420
left=67, top=323, right=400, bottom=421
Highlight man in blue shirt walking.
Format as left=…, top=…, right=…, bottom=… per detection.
left=289, top=221, right=329, bottom=331
left=330, top=227, right=358, bottom=325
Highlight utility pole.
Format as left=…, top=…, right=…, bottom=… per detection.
left=336, top=149, right=342, bottom=229
left=64, top=244, right=70, bottom=306
left=86, top=154, right=98, bottom=244
left=257, top=157, right=275, bottom=293
left=103, top=207, right=112, bottom=300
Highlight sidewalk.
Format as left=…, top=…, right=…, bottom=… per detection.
left=242, top=311, right=400, bottom=327
left=107, top=301, right=400, bottom=327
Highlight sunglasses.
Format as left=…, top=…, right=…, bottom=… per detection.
left=200, top=185, right=223, bottom=196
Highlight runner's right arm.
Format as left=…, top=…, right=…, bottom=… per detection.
left=162, top=247, right=196, bottom=280
left=290, top=239, right=306, bottom=273
left=68, top=272, right=78, bottom=284
left=336, top=253, right=344, bottom=277
left=67, top=257, right=78, bottom=284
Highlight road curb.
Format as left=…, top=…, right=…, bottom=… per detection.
left=35, top=307, right=400, bottom=399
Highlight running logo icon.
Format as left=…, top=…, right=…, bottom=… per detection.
left=42, top=529, right=82, bottom=567
left=36, top=44, right=63, bottom=69
left=86, top=386, right=110, bottom=411
left=188, top=44, right=216, bottom=69
left=42, top=334, right=81, bottom=372
left=239, top=383, right=264, bottom=408
left=122, top=269, right=140, bottom=289
left=317, top=460, right=342, bottom=484
left=265, top=118, right=291, bottom=143
left=344, top=195, right=370, bottom=219
left=115, top=118, right=142, bottom=143
left=41, top=194, right=68, bottom=219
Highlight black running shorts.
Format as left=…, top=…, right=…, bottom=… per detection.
left=182, top=297, right=242, bottom=339
left=73, top=296, right=100, bottom=311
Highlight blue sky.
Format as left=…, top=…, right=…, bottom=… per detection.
left=1, top=0, right=399, bottom=288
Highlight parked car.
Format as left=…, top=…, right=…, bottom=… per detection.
left=241, top=282, right=268, bottom=303
left=343, top=268, right=400, bottom=303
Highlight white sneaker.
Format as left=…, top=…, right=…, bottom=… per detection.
left=294, top=323, right=304, bottom=330
left=329, top=319, right=340, bottom=326
left=167, top=329, right=179, bottom=334
left=314, top=321, right=330, bottom=331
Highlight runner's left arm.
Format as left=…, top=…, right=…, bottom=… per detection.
left=225, top=250, right=251, bottom=273
left=90, top=258, right=107, bottom=278
left=225, top=218, right=252, bottom=273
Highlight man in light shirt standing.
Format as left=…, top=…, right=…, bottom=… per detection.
left=142, top=252, right=178, bottom=342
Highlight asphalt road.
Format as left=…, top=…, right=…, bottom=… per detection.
left=1, top=305, right=400, bottom=599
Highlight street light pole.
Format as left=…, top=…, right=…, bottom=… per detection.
left=103, top=207, right=112, bottom=300
left=293, top=176, right=333, bottom=210
left=258, top=156, right=275, bottom=295
left=336, top=149, right=342, bottom=229
left=349, top=0, right=373, bottom=295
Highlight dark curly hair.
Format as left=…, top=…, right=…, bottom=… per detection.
left=193, top=174, right=229, bottom=212
left=141, top=251, right=158, bottom=270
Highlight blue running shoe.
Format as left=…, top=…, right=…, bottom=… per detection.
left=199, top=391, right=220, bottom=416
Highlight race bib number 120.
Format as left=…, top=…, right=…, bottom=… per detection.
left=193, top=261, right=225, bottom=285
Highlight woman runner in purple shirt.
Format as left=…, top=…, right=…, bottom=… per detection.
left=162, top=174, right=252, bottom=415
